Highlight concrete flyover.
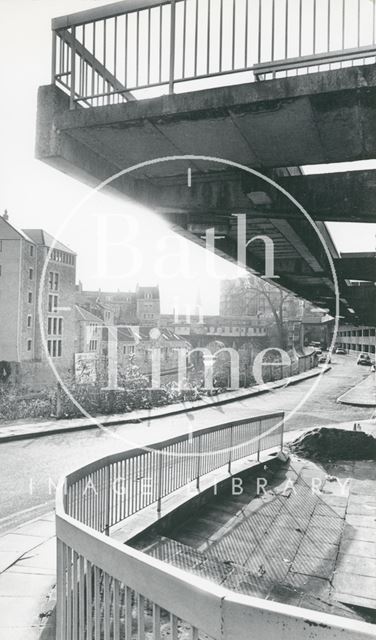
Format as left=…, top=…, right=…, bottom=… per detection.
left=36, top=59, right=376, bottom=324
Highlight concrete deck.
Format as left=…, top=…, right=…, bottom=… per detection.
left=135, top=455, right=376, bottom=621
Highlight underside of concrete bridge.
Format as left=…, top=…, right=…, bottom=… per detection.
left=36, top=64, right=376, bottom=325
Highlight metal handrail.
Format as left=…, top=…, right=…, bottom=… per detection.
left=63, top=411, right=284, bottom=532
left=55, top=411, right=376, bottom=640
left=51, top=0, right=376, bottom=108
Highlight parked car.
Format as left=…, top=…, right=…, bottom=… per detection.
left=335, top=347, right=347, bottom=355
left=319, top=354, right=331, bottom=364
left=357, top=353, right=372, bottom=366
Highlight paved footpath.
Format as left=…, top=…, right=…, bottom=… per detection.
left=338, top=372, right=376, bottom=407
left=0, top=513, right=56, bottom=639
left=0, top=366, right=328, bottom=443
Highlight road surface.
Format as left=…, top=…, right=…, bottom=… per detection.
left=0, top=355, right=373, bottom=532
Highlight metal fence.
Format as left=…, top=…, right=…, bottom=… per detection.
left=51, top=0, right=376, bottom=107
left=64, top=411, right=284, bottom=533
left=56, top=410, right=376, bottom=640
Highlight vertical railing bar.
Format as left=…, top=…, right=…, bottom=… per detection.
left=136, top=10, right=140, bottom=87
left=285, top=0, right=289, bottom=59
left=70, top=26, right=76, bottom=109
left=56, top=539, right=65, bottom=640
left=86, top=560, right=92, bottom=640
left=124, top=13, right=128, bottom=88
left=244, top=0, right=249, bottom=67
left=313, top=0, right=316, bottom=55
left=232, top=0, right=236, bottom=69
left=171, top=614, right=178, bottom=640
left=271, top=0, right=275, bottom=62
left=114, top=16, right=118, bottom=79
left=169, top=0, right=176, bottom=93
left=182, top=0, right=187, bottom=78
left=298, top=0, right=302, bottom=58
left=66, top=546, right=72, bottom=640
left=327, top=0, right=331, bottom=52
left=51, top=30, right=57, bottom=83
left=342, top=0, right=345, bottom=51
left=194, top=0, right=199, bottom=77
left=94, top=567, right=100, bottom=640
left=72, top=552, right=78, bottom=640
left=153, top=604, right=161, bottom=640
left=79, top=555, right=85, bottom=640
left=357, top=0, right=360, bottom=48
left=147, top=8, right=151, bottom=85
left=159, top=5, right=163, bottom=82
left=137, top=594, right=145, bottom=640
left=196, top=435, right=201, bottom=490
left=373, top=0, right=376, bottom=45
left=258, top=0, right=262, bottom=63
left=125, top=587, right=132, bottom=640
left=113, top=579, right=120, bottom=639
left=219, top=0, right=223, bottom=72
left=206, top=0, right=210, bottom=74
left=59, top=35, right=63, bottom=75
left=104, top=573, right=110, bottom=640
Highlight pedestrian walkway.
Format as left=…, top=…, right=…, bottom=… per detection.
left=0, top=513, right=56, bottom=640
left=1, top=414, right=374, bottom=638
left=0, top=365, right=328, bottom=444
left=338, top=373, right=376, bottom=407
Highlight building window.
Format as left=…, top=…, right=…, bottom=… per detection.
left=89, top=340, right=98, bottom=351
left=29, top=268, right=33, bottom=280
left=30, top=245, right=34, bottom=257
left=48, top=316, right=63, bottom=336
left=48, top=294, right=58, bottom=312
left=0, top=266, right=2, bottom=276
left=27, top=315, right=32, bottom=328
left=0, top=240, right=2, bottom=251
left=27, top=339, right=32, bottom=351
left=47, top=339, right=62, bottom=358
left=28, top=292, right=32, bottom=303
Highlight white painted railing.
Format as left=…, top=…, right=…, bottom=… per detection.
left=51, top=0, right=376, bottom=108
left=56, top=411, right=376, bottom=640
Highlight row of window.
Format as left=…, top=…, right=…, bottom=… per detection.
left=50, top=249, right=75, bottom=265
left=47, top=316, right=63, bottom=336
left=47, top=339, right=62, bottom=357
left=339, top=343, right=376, bottom=354
left=338, top=329, right=376, bottom=337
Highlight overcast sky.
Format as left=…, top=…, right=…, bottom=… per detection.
left=0, top=0, right=375, bottom=314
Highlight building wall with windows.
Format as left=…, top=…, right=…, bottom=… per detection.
left=336, top=325, right=376, bottom=354
left=0, top=216, right=77, bottom=385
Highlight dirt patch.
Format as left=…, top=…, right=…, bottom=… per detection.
left=289, top=428, right=376, bottom=461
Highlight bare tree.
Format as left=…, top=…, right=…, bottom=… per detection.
left=235, top=277, right=299, bottom=350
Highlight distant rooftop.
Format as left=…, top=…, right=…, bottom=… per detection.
left=23, top=229, right=76, bottom=255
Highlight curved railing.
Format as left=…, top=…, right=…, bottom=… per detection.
left=51, top=0, right=376, bottom=108
left=56, top=411, right=376, bottom=640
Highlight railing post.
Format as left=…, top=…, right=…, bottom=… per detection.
left=196, top=435, right=201, bottom=491
left=228, top=425, right=233, bottom=474
left=104, top=466, right=110, bottom=536
left=51, top=30, right=57, bottom=84
left=157, top=450, right=162, bottom=515
left=169, top=0, right=176, bottom=94
left=56, top=538, right=65, bottom=640
left=257, top=420, right=262, bottom=461
left=70, top=26, right=76, bottom=109
left=280, top=414, right=284, bottom=451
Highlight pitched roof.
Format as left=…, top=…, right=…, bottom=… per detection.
left=0, top=216, right=34, bottom=242
left=23, top=229, right=76, bottom=255
left=74, top=305, right=103, bottom=323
